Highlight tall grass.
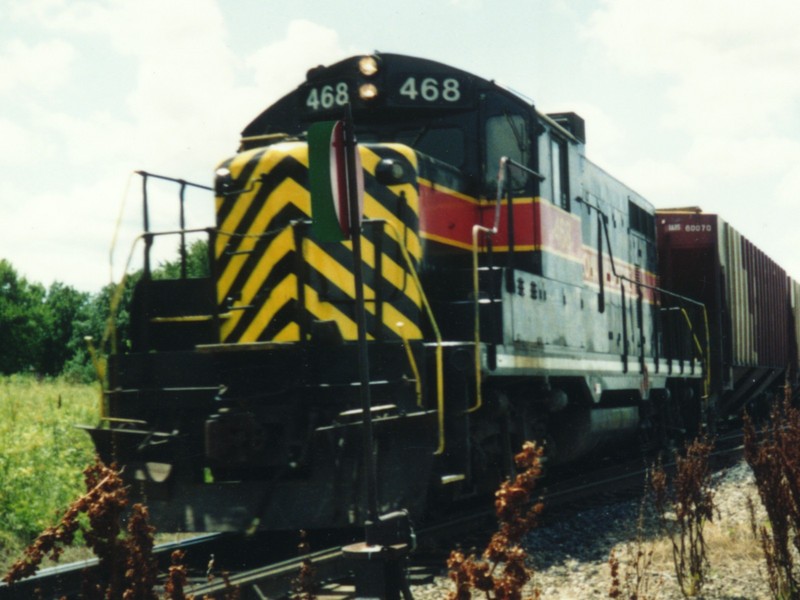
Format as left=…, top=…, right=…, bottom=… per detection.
left=744, top=385, right=800, bottom=599
left=0, top=375, right=97, bottom=566
left=651, top=437, right=716, bottom=598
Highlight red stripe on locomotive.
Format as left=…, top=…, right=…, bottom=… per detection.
left=418, top=182, right=581, bottom=261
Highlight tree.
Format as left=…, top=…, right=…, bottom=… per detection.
left=153, top=239, right=210, bottom=279
left=63, top=274, right=140, bottom=383
left=0, top=237, right=210, bottom=380
left=40, top=282, right=90, bottom=376
left=0, top=260, right=48, bottom=374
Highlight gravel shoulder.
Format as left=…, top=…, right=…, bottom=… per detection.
left=413, top=459, right=771, bottom=599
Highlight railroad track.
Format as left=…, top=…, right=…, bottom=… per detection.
left=0, top=533, right=228, bottom=600
left=1, top=433, right=745, bottom=599
left=180, top=436, right=748, bottom=599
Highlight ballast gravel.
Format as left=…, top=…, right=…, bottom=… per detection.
left=411, top=459, right=772, bottom=599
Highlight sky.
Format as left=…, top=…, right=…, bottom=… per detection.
left=2, top=0, right=800, bottom=292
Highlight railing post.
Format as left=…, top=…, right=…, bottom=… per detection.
left=207, top=228, right=221, bottom=343
left=141, top=173, right=152, bottom=278
left=504, top=160, right=516, bottom=293
left=179, top=180, right=187, bottom=279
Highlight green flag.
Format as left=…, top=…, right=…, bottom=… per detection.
left=309, top=120, right=348, bottom=241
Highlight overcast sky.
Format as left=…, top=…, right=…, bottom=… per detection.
left=2, top=0, right=800, bottom=292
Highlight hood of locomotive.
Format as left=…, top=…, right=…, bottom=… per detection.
left=85, top=139, right=450, bottom=532
left=213, top=140, right=426, bottom=346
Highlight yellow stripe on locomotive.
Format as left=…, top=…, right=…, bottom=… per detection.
left=214, top=141, right=424, bottom=344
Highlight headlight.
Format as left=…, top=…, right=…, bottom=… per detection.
left=214, top=167, right=233, bottom=196
left=359, top=83, right=379, bottom=100
left=358, top=55, right=380, bottom=76
left=375, top=158, right=406, bottom=184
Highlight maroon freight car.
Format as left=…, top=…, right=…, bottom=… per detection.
left=657, top=208, right=799, bottom=419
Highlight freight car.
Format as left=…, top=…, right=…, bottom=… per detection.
left=84, top=53, right=799, bottom=532
left=657, top=208, right=799, bottom=422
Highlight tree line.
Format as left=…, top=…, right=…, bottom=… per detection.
left=0, top=240, right=209, bottom=381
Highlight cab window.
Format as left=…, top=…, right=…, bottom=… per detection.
left=396, top=126, right=465, bottom=167
left=485, top=113, right=530, bottom=191
left=551, top=137, right=569, bottom=210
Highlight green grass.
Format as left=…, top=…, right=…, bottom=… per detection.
left=0, top=375, right=99, bottom=570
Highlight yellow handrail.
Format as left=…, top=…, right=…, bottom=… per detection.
left=678, top=306, right=712, bottom=399
left=397, top=321, right=423, bottom=407
left=381, top=220, right=446, bottom=454
left=468, top=158, right=507, bottom=413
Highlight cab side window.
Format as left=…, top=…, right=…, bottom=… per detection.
left=485, top=113, right=530, bottom=192
left=551, top=137, right=569, bottom=211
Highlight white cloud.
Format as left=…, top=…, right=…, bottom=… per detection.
left=9, top=0, right=110, bottom=33
left=684, top=135, right=800, bottom=179
left=587, top=0, right=800, bottom=75
left=245, top=20, right=354, bottom=101
left=618, top=158, right=698, bottom=205
left=448, top=0, right=483, bottom=9
left=0, top=6, right=361, bottom=290
left=0, top=39, right=76, bottom=95
left=587, top=0, right=800, bottom=137
left=585, top=0, right=800, bottom=281
left=0, top=118, right=50, bottom=165
left=0, top=174, right=124, bottom=289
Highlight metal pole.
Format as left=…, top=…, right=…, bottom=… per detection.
left=179, top=180, right=187, bottom=279
left=141, top=172, right=152, bottom=278
left=344, top=105, right=379, bottom=523
left=504, top=159, right=515, bottom=293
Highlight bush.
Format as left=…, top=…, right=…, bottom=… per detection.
left=650, top=436, right=715, bottom=598
left=744, top=384, right=800, bottom=599
left=447, top=441, right=544, bottom=599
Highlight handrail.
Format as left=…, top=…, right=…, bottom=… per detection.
left=397, top=322, right=423, bottom=406
left=469, top=157, right=509, bottom=413
left=134, top=171, right=213, bottom=279
left=580, top=195, right=712, bottom=398
left=106, top=213, right=445, bottom=451
left=469, top=157, right=546, bottom=413
left=96, top=226, right=218, bottom=411
left=380, top=219, right=446, bottom=455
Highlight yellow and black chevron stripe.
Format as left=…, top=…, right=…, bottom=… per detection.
left=214, top=141, right=424, bottom=344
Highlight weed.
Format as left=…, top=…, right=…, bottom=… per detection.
left=291, top=530, right=317, bottom=600
left=608, top=490, right=663, bottom=599
left=744, top=383, right=800, bottom=599
left=164, top=550, right=191, bottom=600
left=650, top=436, right=715, bottom=598
left=446, top=441, right=544, bottom=600
left=4, top=458, right=184, bottom=599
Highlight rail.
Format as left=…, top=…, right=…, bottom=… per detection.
left=109, top=170, right=444, bottom=456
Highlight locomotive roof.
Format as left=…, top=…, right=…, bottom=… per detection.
left=241, top=52, right=538, bottom=140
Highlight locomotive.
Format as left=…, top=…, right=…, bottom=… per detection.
left=84, top=53, right=800, bottom=532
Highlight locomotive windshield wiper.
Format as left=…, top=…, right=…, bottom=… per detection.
left=504, top=110, right=526, bottom=155
left=408, top=124, right=430, bottom=148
